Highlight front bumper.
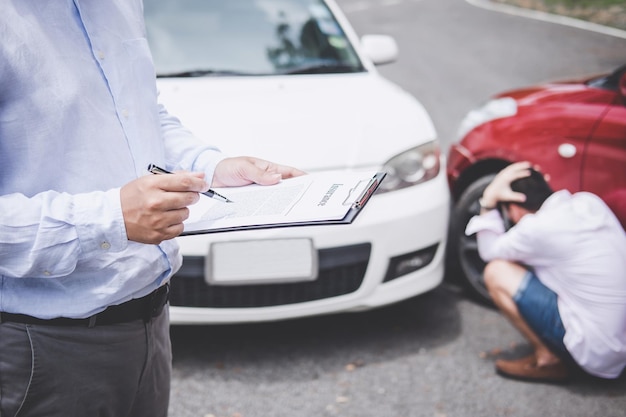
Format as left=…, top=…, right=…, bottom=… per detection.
left=169, top=170, right=450, bottom=324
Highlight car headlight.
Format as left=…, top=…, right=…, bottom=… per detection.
left=456, top=97, right=517, bottom=140
left=378, top=141, right=441, bottom=193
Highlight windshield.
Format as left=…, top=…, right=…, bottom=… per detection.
left=586, top=65, right=626, bottom=91
left=144, top=0, right=365, bottom=77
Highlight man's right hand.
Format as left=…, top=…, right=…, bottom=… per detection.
left=120, top=172, right=208, bottom=244
left=481, top=161, right=533, bottom=209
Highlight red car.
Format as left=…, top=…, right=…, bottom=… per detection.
left=446, top=65, right=626, bottom=303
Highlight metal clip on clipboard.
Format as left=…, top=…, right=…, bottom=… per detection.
left=352, top=176, right=382, bottom=209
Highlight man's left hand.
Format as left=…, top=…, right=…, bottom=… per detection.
left=211, top=156, right=306, bottom=188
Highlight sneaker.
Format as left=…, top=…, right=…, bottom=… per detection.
left=495, top=354, right=570, bottom=383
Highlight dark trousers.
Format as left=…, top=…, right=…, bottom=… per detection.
left=0, top=308, right=171, bottom=417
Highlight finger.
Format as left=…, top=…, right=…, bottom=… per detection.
left=274, top=164, right=307, bottom=179
left=126, top=206, right=189, bottom=244
left=168, top=204, right=191, bottom=221
left=249, top=167, right=282, bottom=185
left=152, top=172, right=208, bottom=193
left=502, top=161, right=531, bottom=177
left=510, top=161, right=532, bottom=170
left=509, top=168, right=532, bottom=182
left=253, top=158, right=274, bottom=172
left=234, top=157, right=278, bottom=185
left=251, top=159, right=306, bottom=182
left=151, top=221, right=186, bottom=243
left=161, top=223, right=185, bottom=241
left=155, top=206, right=191, bottom=236
left=494, top=163, right=531, bottom=187
left=157, top=190, right=201, bottom=212
left=212, top=157, right=305, bottom=187
left=505, top=191, right=527, bottom=203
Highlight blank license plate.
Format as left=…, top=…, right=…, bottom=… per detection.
left=206, top=238, right=318, bottom=285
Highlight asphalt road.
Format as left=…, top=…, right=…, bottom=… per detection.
left=339, top=0, right=626, bottom=149
left=168, top=1, right=626, bottom=416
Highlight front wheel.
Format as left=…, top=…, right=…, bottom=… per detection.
left=447, top=175, right=495, bottom=305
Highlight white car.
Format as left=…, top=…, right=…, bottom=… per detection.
left=144, top=0, right=449, bottom=324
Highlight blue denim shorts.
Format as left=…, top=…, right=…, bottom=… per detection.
left=513, top=271, right=571, bottom=360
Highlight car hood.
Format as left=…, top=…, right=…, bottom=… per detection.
left=496, top=81, right=618, bottom=107
left=157, top=73, right=436, bottom=171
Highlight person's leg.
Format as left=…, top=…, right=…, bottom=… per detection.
left=128, top=307, right=172, bottom=417
left=483, top=260, right=562, bottom=367
left=0, top=309, right=171, bottom=417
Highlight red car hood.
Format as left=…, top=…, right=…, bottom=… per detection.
left=495, top=80, right=618, bottom=107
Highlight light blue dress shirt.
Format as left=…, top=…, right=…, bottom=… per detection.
left=0, top=0, right=225, bottom=318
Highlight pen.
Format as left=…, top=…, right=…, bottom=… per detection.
left=147, top=164, right=233, bottom=203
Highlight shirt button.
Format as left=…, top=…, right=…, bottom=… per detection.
left=121, top=109, right=129, bottom=118
left=101, top=242, right=111, bottom=250
left=43, top=270, right=51, bottom=276
left=97, top=50, right=105, bottom=60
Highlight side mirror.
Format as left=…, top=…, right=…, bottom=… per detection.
left=360, top=35, right=398, bottom=66
left=620, top=71, right=626, bottom=99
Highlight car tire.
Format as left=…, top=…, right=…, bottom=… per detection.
left=447, top=174, right=496, bottom=305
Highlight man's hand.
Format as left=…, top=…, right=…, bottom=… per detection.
left=481, top=161, right=533, bottom=209
left=120, top=172, right=208, bottom=244
left=211, top=156, right=306, bottom=188
left=120, top=157, right=304, bottom=244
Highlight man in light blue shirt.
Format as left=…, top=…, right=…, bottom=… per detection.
left=0, top=1, right=302, bottom=416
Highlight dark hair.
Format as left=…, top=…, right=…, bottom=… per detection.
left=509, top=168, right=554, bottom=212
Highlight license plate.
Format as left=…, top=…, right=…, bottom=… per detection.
left=206, top=238, right=318, bottom=285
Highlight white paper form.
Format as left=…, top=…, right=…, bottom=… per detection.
left=182, top=170, right=384, bottom=235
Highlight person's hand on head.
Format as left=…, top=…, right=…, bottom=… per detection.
left=481, top=161, right=533, bottom=209
left=120, top=171, right=209, bottom=244
left=211, top=156, right=306, bottom=188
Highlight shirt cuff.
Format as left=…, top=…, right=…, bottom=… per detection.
left=465, top=209, right=505, bottom=236
left=73, top=188, right=128, bottom=255
left=190, top=149, right=228, bottom=185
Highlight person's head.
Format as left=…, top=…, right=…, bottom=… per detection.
left=502, top=167, right=553, bottom=225
left=510, top=168, right=554, bottom=211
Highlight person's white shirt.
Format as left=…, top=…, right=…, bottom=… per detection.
left=466, top=190, right=626, bottom=378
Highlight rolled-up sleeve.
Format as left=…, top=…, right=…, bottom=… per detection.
left=465, top=209, right=506, bottom=261
left=0, top=189, right=127, bottom=278
left=465, top=209, right=560, bottom=267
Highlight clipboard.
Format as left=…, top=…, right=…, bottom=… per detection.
left=180, top=171, right=386, bottom=236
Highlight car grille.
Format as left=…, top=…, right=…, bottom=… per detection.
left=169, top=243, right=371, bottom=308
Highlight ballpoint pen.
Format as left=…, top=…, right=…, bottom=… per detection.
left=147, top=164, right=233, bottom=203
